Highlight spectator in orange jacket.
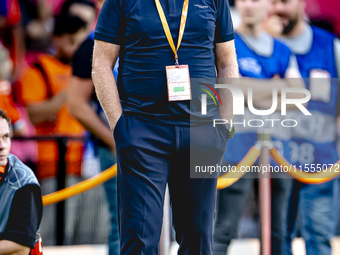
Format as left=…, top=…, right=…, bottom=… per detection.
left=19, top=15, right=87, bottom=181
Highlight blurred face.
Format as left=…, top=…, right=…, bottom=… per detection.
left=236, top=0, right=269, bottom=26
left=271, top=0, right=305, bottom=34
left=0, top=118, right=11, bottom=166
left=53, top=30, right=84, bottom=63
left=70, top=3, right=96, bottom=30
left=53, top=34, right=76, bottom=63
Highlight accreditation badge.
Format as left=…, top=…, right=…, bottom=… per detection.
left=166, top=65, right=192, bottom=101
left=309, top=69, right=331, bottom=103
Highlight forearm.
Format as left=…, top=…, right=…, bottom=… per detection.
left=0, top=240, right=30, bottom=255
left=69, top=101, right=115, bottom=148
left=215, top=40, right=239, bottom=123
left=240, top=77, right=305, bottom=110
left=239, top=78, right=285, bottom=100
left=92, top=41, right=121, bottom=131
left=92, top=66, right=121, bottom=131
left=217, top=63, right=239, bottom=123
left=240, top=78, right=285, bottom=109
left=26, top=97, right=63, bottom=125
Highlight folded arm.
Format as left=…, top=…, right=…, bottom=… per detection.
left=26, top=91, right=66, bottom=125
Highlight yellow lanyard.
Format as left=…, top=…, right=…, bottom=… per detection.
left=154, top=0, right=189, bottom=65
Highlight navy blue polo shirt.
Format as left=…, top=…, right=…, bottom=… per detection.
left=95, top=0, right=235, bottom=125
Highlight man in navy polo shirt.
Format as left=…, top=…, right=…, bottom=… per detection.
left=92, top=0, right=238, bottom=254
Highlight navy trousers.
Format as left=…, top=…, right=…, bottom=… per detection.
left=114, top=113, right=228, bottom=255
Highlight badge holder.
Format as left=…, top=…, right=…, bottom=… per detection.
left=166, top=64, right=191, bottom=101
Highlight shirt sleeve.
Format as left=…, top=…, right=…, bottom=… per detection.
left=2, top=185, right=43, bottom=249
left=94, top=0, right=125, bottom=45
left=20, top=68, right=47, bottom=105
left=73, top=39, right=94, bottom=79
left=334, top=38, right=340, bottom=79
left=215, top=0, right=235, bottom=43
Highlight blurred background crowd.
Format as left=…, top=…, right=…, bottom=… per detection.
left=0, top=0, right=340, bottom=252
left=0, top=0, right=110, bottom=247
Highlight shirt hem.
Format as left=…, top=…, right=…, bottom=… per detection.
left=216, top=33, right=235, bottom=43
left=94, top=33, right=121, bottom=45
